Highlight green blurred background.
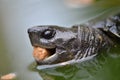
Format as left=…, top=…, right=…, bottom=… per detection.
left=0, top=0, right=120, bottom=80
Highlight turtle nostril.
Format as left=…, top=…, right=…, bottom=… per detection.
left=28, top=28, right=36, bottom=33
left=28, top=27, right=40, bottom=34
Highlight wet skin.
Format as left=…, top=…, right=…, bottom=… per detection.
left=28, top=25, right=112, bottom=65
left=28, top=13, right=120, bottom=65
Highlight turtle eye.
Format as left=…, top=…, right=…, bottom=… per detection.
left=41, top=29, right=56, bottom=39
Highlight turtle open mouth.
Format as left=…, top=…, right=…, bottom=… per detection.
left=33, top=46, right=58, bottom=64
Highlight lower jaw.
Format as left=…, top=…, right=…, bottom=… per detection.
left=36, top=53, right=59, bottom=65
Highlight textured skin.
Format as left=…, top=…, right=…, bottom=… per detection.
left=28, top=25, right=112, bottom=65
left=84, top=13, right=120, bottom=38
left=28, top=13, right=120, bottom=65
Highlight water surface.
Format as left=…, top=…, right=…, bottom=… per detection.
left=0, top=0, right=120, bottom=80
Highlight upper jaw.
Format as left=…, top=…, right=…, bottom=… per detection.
left=29, top=32, right=59, bottom=64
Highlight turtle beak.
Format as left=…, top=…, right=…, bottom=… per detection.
left=28, top=28, right=41, bottom=47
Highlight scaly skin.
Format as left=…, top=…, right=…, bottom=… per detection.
left=28, top=25, right=112, bottom=65
left=28, top=13, right=120, bottom=65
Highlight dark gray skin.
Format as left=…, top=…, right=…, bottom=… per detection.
left=28, top=25, right=112, bottom=65
left=28, top=13, right=120, bottom=65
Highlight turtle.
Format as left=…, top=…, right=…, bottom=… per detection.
left=28, top=13, right=120, bottom=68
